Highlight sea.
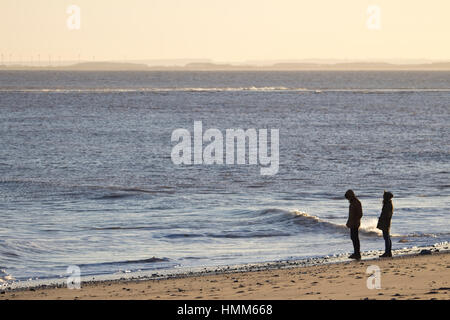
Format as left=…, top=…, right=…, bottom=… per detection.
left=0, top=70, right=449, bottom=286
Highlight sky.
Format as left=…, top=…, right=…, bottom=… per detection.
left=1, top=0, right=449, bottom=63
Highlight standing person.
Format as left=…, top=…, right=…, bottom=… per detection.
left=377, top=191, right=394, bottom=257
left=345, top=189, right=363, bottom=260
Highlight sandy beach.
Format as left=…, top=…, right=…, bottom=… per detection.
left=1, top=252, right=448, bottom=300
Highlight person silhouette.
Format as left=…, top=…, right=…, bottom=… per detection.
left=377, top=191, right=394, bottom=257
left=345, top=189, right=363, bottom=260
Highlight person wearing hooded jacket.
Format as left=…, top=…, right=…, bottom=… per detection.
left=377, top=191, right=394, bottom=257
left=345, top=189, right=363, bottom=260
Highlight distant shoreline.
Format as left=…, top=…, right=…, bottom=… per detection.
left=2, top=61, right=450, bottom=71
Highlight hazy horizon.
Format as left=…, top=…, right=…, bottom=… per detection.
left=3, top=58, right=450, bottom=67
left=1, top=0, right=449, bottom=64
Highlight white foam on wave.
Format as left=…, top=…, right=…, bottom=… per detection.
left=290, top=210, right=430, bottom=238
left=0, top=269, right=15, bottom=288
left=291, top=210, right=383, bottom=236
left=0, top=86, right=302, bottom=93
left=1, top=87, right=449, bottom=93
left=359, top=218, right=384, bottom=236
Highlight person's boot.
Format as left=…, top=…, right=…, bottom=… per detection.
left=349, top=253, right=361, bottom=260
left=380, top=252, right=392, bottom=258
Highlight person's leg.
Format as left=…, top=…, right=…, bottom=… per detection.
left=349, top=229, right=356, bottom=258
left=386, top=230, right=392, bottom=253
left=353, top=228, right=360, bottom=254
left=350, top=228, right=360, bottom=255
left=381, top=230, right=392, bottom=257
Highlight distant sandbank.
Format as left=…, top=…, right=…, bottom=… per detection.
left=2, top=61, right=450, bottom=71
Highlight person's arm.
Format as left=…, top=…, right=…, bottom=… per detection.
left=380, top=202, right=391, bottom=219
left=386, top=202, right=393, bottom=219
left=356, top=200, right=363, bottom=219
left=346, top=203, right=352, bottom=227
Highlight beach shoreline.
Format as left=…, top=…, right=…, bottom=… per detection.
left=2, top=248, right=448, bottom=300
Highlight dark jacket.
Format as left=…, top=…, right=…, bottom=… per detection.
left=377, top=200, right=393, bottom=231
left=346, top=197, right=363, bottom=229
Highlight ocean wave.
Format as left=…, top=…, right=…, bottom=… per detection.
left=84, top=226, right=157, bottom=231
left=1, top=87, right=449, bottom=93
left=164, top=233, right=204, bottom=239
left=0, top=269, right=15, bottom=285
left=77, top=257, right=169, bottom=268
left=404, top=232, right=449, bottom=238
left=164, top=231, right=291, bottom=239
left=208, top=231, right=291, bottom=238
left=255, top=209, right=446, bottom=239
left=0, top=239, right=51, bottom=258
left=0, top=179, right=175, bottom=196
left=288, top=210, right=382, bottom=236
left=94, top=193, right=138, bottom=200
left=0, top=86, right=300, bottom=93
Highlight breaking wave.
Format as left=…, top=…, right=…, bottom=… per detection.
left=1, top=87, right=449, bottom=93
left=289, top=210, right=382, bottom=237
left=255, top=209, right=444, bottom=239
left=77, top=257, right=170, bottom=268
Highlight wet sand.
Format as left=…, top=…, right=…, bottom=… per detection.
left=1, top=252, right=449, bottom=300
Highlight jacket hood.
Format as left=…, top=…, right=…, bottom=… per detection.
left=383, top=191, right=394, bottom=201
left=345, top=189, right=356, bottom=200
